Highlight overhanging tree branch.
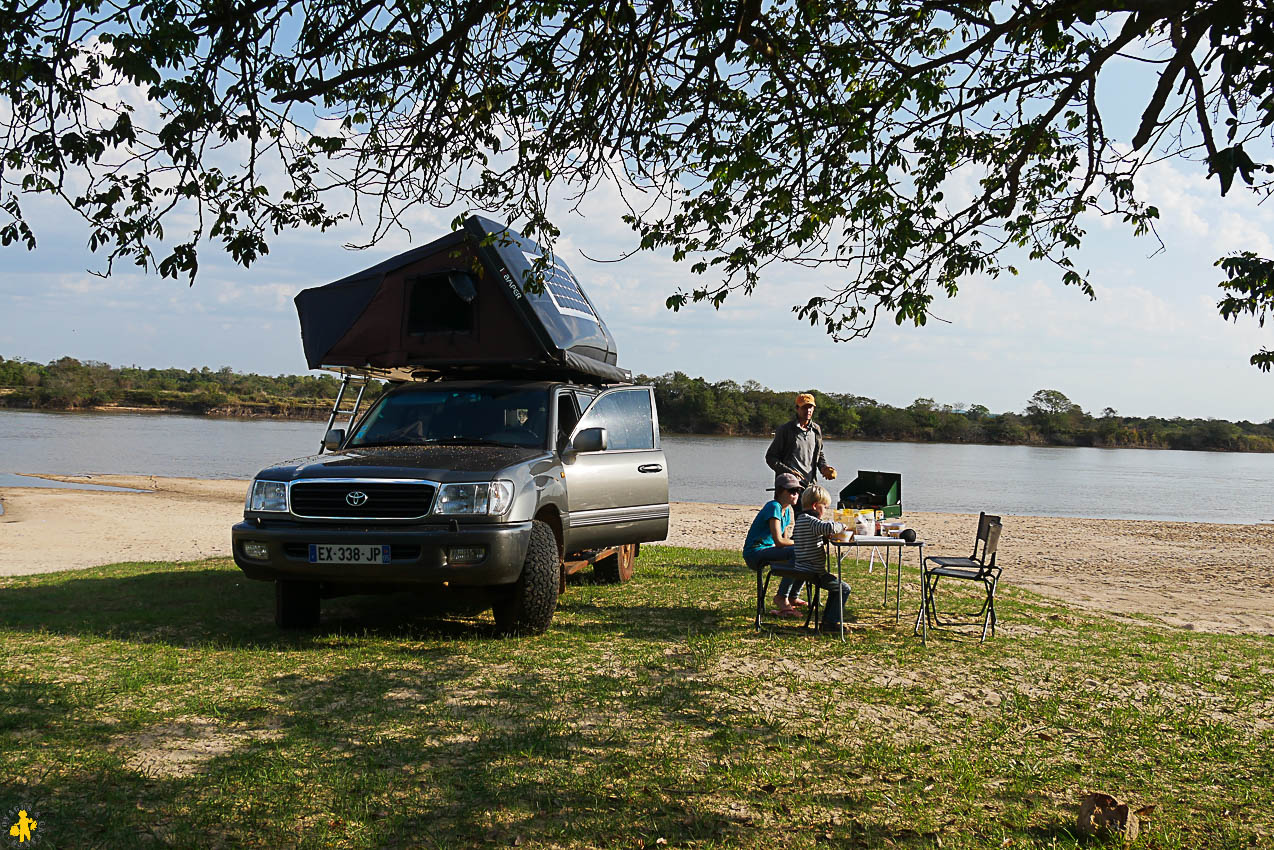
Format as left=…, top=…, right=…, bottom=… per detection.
left=0, top=0, right=1271, bottom=366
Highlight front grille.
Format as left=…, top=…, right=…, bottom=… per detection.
left=290, top=482, right=436, bottom=519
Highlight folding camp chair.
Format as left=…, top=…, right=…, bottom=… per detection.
left=753, top=559, right=822, bottom=632
left=915, top=513, right=1003, bottom=643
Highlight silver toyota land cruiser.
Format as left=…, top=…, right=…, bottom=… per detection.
left=232, top=377, right=669, bottom=633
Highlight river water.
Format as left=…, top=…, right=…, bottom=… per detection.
left=2, top=410, right=1272, bottom=523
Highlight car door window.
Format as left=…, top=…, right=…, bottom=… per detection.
left=555, top=391, right=580, bottom=451
left=575, top=388, right=654, bottom=451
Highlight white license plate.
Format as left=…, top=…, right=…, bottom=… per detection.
left=308, top=544, right=390, bottom=564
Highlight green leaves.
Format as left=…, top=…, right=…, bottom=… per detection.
left=1217, top=253, right=1274, bottom=371
left=0, top=0, right=1270, bottom=369
left=1207, top=144, right=1268, bottom=197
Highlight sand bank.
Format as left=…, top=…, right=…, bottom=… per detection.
left=2, top=474, right=1272, bottom=636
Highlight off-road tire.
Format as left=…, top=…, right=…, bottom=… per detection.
left=593, top=543, right=636, bottom=584
left=492, top=520, right=560, bottom=634
left=275, top=580, right=321, bottom=629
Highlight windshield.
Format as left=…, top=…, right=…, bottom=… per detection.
left=348, top=386, right=549, bottom=449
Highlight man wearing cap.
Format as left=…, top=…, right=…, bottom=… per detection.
left=765, top=392, right=837, bottom=488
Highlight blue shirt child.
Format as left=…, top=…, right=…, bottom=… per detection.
left=744, top=499, right=793, bottom=555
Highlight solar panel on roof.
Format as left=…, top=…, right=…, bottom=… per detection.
left=520, top=249, right=599, bottom=323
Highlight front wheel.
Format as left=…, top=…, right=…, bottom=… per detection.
left=491, top=520, right=560, bottom=635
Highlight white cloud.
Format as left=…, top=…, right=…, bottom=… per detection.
left=1131, top=160, right=1211, bottom=238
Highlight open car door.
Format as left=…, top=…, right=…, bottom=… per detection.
left=563, top=386, right=670, bottom=550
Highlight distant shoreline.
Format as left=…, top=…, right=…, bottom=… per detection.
left=0, top=399, right=329, bottom=421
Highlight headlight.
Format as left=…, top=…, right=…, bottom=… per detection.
left=434, top=480, right=514, bottom=515
left=247, top=480, right=289, bottom=512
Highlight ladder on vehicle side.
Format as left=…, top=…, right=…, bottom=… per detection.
left=321, top=371, right=373, bottom=452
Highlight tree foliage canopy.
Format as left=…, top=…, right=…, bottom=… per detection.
left=2, top=0, right=1272, bottom=365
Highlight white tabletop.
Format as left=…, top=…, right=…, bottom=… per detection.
left=830, top=535, right=920, bottom=545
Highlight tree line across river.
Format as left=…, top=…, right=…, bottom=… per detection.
left=2, top=356, right=1271, bottom=453
left=0, top=356, right=340, bottom=418
left=646, top=372, right=1274, bottom=453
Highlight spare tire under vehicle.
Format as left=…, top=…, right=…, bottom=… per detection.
left=593, top=543, right=636, bottom=584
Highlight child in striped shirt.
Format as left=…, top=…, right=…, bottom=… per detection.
left=792, top=485, right=852, bottom=630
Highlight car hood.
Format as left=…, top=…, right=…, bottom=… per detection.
left=257, top=445, right=551, bottom=481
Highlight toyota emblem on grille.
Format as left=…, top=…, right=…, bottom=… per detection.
left=345, top=491, right=369, bottom=507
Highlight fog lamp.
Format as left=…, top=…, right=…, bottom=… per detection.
left=241, top=541, right=270, bottom=560
left=447, top=546, right=485, bottom=565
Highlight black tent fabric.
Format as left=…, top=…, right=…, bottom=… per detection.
left=294, top=217, right=630, bottom=384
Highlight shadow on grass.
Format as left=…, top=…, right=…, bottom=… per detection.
left=0, top=565, right=526, bottom=648
left=0, top=550, right=973, bottom=649
left=555, top=600, right=730, bottom=636
left=0, top=560, right=741, bottom=648
left=0, top=563, right=1085, bottom=848
left=5, top=660, right=947, bottom=849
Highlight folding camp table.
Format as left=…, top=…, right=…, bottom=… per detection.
left=826, top=535, right=925, bottom=641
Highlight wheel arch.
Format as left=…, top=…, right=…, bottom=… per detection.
left=534, top=505, right=564, bottom=558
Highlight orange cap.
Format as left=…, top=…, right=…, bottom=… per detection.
left=795, top=393, right=815, bottom=407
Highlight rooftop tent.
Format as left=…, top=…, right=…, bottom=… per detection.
left=294, top=216, right=630, bottom=384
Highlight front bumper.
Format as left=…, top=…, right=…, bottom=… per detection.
left=231, top=520, right=531, bottom=587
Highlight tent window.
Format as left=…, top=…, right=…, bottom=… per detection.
left=406, top=272, right=477, bottom=334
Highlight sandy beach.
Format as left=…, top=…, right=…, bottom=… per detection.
left=2, top=473, right=1272, bottom=636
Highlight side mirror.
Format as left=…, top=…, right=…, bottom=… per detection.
left=571, top=427, right=607, bottom=454
left=322, top=428, right=345, bottom=452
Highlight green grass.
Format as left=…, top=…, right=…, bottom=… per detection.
left=1, top=548, right=1271, bottom=849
